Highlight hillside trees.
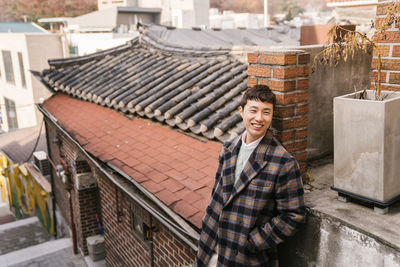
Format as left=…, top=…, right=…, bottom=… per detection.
left=0, top=0, right=97, bottom=22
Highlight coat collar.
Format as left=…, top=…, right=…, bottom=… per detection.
left=222, top=130, right=274, bottom=208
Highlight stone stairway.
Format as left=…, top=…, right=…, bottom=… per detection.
left=0, top=217, right=88, bottom=267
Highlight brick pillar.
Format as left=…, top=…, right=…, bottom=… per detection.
left=371, top=0, right=400, bottom=91
left=247, top=51, right=310, bottom=174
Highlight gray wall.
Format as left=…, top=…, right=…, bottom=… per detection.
left=301, top=45, right=372, bottom=159
left=117, top=12, right=160, bottom=28
left=279, top=212, right=400, bottom=266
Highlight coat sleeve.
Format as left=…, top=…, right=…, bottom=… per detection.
left=248, top=158, right=306, bottom=250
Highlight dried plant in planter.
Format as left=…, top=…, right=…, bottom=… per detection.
left=312, top=1, right=400, bottom=99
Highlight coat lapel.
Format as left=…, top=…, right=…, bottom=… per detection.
left=223, top=131, right=273, bottom=208
left=221, top=136, right=241, bottom=206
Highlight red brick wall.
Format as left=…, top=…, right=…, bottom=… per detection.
left=247, top=51, right=310, bottom=174
left=96, top=171, right=197, bottom=266
left=371, top=0, right=400, bottom=91
left=45, top=118, right=71, bottom=226
left=45, top=118, right=101, bottom=255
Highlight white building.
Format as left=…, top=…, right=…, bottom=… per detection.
left=98, top=0, right=209, bottom=28
left=0, top=22, right=66, bottom=132
left=209, top=9, right=265, bottom=29
left=325, top=0, right=378, bottom=25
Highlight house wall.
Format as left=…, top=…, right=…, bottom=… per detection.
left=97, top=173, right=197, bottom=266
left=141, top=0, right=209, bottom=28
left=45, top=117, right=197, bottom=264
left=117, top=12, right=159, bottom=27
left=0, top=34, right=63, bottom=132
left=209, top=11, right=264, bottom=29
left=45, top=118, right=100, bottom=255
left=68, top=33, right=136, bottom=56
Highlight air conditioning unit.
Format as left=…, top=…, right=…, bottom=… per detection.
left=33, top=151, right=51, bottom=176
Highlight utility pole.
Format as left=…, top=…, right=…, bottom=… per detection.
left=264, top=0, right=269, bottom=27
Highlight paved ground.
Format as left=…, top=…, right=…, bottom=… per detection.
left=0, top=217, right=90, bottom=267
left=0, top=217, right=50, bottom=255
left=8, top=246, right=87, bottom=267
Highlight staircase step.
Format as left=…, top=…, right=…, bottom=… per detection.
left=0, top=238, right=73, bottom=266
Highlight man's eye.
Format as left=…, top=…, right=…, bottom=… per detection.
left=264, top=111, right=270, bottom=115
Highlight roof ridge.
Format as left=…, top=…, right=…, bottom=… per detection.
left=140, top=34, right=232, bottom=56
left=47, top=38, right=138, bottom=67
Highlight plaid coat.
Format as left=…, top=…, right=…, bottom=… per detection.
left=197, top=131, right=306, bottom=267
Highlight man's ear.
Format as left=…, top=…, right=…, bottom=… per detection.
left=238, top=106, right=243, bottom=117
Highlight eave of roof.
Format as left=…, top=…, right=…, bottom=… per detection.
left=41, top=93, right=221, bottom=229
left=117, top=6, right=161, bottom=13
left=41, top=37, right=248, bottom=142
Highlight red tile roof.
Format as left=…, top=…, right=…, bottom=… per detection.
left=43, top=93, right=222, bottom=228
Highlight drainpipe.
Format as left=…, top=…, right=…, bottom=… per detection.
left=59, top=157, right=78, bottom=255
left=44, top=120, right=57, bottom=239
left=68, top=188, right=78, bottom=254
left=149, top=216, right=154, bottom=267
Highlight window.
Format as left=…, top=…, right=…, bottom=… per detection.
left=2, top=50, right=15, bottom=84
left=130, top=203, right=153, bottom=242
left=4, top=98, right=18, bottom=130
left=18, top=52, right=26, bottom=88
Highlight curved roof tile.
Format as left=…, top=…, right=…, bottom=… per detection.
left=41, top=37, right=247, bottom=142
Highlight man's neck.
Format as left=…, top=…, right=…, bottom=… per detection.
left=243, top=132, right=264, bottom=145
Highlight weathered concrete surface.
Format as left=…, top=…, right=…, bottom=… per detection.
left=300, top=45, right=372, bottom=159
left=0, top=238, right=87, bottom=267
left=334, top=90, right=400, bottom=202
left=279, top=157, right=400, bottom=267
left=0, top=217, right=50, bottom=255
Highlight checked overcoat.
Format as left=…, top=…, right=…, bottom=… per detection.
left=197, top=130, right=306, bottom=267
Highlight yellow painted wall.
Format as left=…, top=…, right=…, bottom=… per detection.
left=0, top=153, right=54, bottom=236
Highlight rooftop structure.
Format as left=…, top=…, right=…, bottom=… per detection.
left=0, top=22, right=47, bottom=33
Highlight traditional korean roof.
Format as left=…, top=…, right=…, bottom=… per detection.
left=143, top=24, right=301, bottom=49
left=41, top=37, right=248, bottom=142
left=41, top=94, right=221, bottom=229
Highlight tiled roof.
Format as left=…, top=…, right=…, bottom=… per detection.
left=42, top=94, right=221, bottom=228
left=41, top=37, right=248, bottom=142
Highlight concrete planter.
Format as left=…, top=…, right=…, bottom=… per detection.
left=333, top=90, right=400, bottom=206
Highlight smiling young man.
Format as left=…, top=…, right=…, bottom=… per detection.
left=197, top=85, right=306, bottom=267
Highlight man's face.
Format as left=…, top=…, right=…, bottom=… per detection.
left=239, top=99, right=273, bottom=144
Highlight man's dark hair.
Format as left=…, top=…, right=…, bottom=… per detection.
left=240, top=85, right=276, bottom=110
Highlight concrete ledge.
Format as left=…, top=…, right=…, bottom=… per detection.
left=0, top=238, right=72, bottom=266
left=279, top=157, right=400, bottom=266
left=0, top=217, right=38, bottom=232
